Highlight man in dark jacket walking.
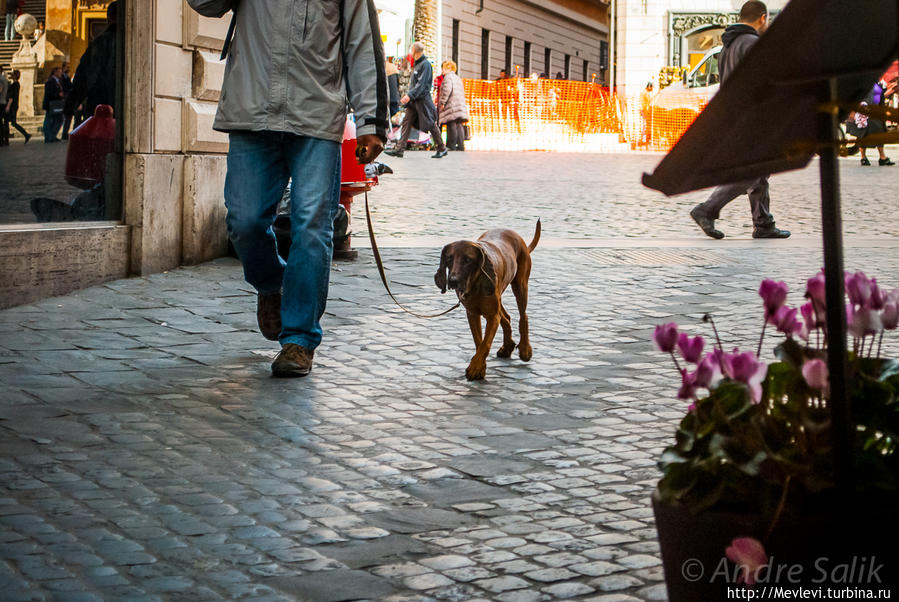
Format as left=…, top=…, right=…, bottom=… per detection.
left=689, top=0, right=790, bottom=239
left=384, top=41, right=447, bottom=158
left=42, top=66, right=65, bottom=143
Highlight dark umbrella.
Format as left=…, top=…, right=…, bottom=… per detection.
left=642, top=0, right=898, bottom=496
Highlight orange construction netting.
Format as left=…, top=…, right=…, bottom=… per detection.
left=458, top=77, right=707, bottom=153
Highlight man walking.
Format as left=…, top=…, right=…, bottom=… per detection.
left=689, top=0, right=790, bottom=240
left=41, top=66, right=65, bottom=143
left=384, top=41, right=447, bottom=159
left=187, top=0, right=388, bottom=377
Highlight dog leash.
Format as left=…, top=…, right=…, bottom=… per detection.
left=364, top=191, right=460, bottom=318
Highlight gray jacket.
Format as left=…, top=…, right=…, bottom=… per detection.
left=438, top=71, right=469, bottom=125
left=186, top=0, right=389, bottom=143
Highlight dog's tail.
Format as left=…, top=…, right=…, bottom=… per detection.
left=528, top=219, right=541, bottom=252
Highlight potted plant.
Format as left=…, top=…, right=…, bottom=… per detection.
left=651, top=270, right=899, bottom=601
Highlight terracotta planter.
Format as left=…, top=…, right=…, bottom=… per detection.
left=652, top=490, right=899, bottom=601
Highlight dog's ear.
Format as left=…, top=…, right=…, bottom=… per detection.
left=434, top=245, right=448, bottom=294
left=477, top=248, right=497, bottom=297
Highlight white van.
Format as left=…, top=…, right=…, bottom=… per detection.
left=653, top=46, right=722, bottom=111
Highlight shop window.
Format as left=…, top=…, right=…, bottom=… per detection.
left=0, top=3, right=123, bottom=226
left=481, top=29, right=490, bottom=80
left=524, top=41, right=531, bottom=76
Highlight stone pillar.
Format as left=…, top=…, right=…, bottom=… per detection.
left=11, top=15, right=39, bottom=118
left=412, top=0, right=438, bottom=60
left=10, top=55, right=39, bottom=118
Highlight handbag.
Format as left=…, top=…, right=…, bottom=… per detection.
left=49, top=100, right=65, bottom=115
left=462, top=123, right=471, bottom=141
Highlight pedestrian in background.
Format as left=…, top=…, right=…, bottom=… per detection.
left=384, top=41, right=447, bottom=159
left=849, top=80, right=895, bottom=167
left=438, top=60, right=469, bottom=151
left=60, top=62, right=74, bottom=139
left=186, top=0, right=388, bottom=378
left=41, top=66, right=65, bottom=143
left=4, top=70, right=31, bottom=144
left=66, top=2, right=117, bottom=126
left=639, top=81, right=654, bottom=148
left=386, top=56, right=400, bottom=120
left=0, top=65, right=8, bottom=146
left=4, top=0, right=15, bottom=41
left=689, top=0, right=790, bottom=240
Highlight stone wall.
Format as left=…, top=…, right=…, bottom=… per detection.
left=125, top=0, right=230, bottom=275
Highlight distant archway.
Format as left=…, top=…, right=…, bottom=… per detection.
left=668, top=12, right=737, bottom=67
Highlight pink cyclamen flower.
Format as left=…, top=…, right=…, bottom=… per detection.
left=695, top=351, right=723, bottom=389
left=722, top=351, right=768, bottom=403
left=802, top=359, right=829, bottom=394
left=845, top=271, right=873, bottom=308
left=847, top=304, right=882, bottom=338
left=801, top=301, right=824, bottom=332
left=867, top=278, right=885, bottom=310
left=677, top=369, right=698, bottom=401
left=759, top=279, right=789, bottom=317
left=769, top=306, right=807, bottom=340
left=677, top=332, right=705, bottom=363
left=726, top=537, right=768, bottom=586
left=653, top=323, right=679, bottom=353
left=882, top=299, right=899, bottom=330
left=806, top=271, right=827, bottom=309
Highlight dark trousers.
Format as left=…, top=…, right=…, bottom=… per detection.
left=396, top=102, right=445, bottom=151
left=693, top=176, right=775, bottom=229
left=445, top=119, right=465, bottom=151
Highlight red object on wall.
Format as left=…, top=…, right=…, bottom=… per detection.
left=65, top=104, right=116, bottom=189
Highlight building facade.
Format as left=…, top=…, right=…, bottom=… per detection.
left=611, top=0, right=788, bottom=95
left=440, top=0, right=610, bottom=82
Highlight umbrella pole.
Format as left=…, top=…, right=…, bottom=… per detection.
left=819, top=76, right=852, bottom=499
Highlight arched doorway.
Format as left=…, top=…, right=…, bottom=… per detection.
left=667, top=11, right=737, bottom=68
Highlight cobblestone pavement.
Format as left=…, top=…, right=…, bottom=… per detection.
left=364, top=151, right=899, bottom=242
left=1, top=151, right=899, bottom=601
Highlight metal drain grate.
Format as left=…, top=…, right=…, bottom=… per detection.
left=580, top=248, right=729, bottom=266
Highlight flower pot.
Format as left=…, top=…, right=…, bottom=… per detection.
left=652, top=490, right=899, bottom=601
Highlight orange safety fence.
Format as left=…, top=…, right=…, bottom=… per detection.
left=456, top=77, right=708, bottom=153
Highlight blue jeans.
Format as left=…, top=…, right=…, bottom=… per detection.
left=225, top=131, right=341, bottom=350
left=5, top=14, right=15, bottom=41
left=42, top=111, right=63, bottom=142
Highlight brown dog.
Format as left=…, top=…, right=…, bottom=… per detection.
left=435, top=220, right=541, bottom=380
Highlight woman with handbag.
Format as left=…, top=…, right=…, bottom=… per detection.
left=438, top=61, right=470, bottom=151
left=42, top=66, right=65, bottom=143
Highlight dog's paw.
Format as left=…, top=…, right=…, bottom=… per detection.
left=519, top=344, right=532, bottom=362
left=465, top=360, right=487, bottom=381
left=496, top=342, right=516, bottom=358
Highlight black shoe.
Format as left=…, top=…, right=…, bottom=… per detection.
left=24, top=133, right=31, bottom=144
left=272, top=344, right=314, bottom=377
left=384, top=148, right=404, bottom=158
left=431, top=149, right=448, bottom=158
left=879, top=157, right=894, bottom=166
left=861, top=157, right=871, bottom=166
left=752, top=227, right=791, bottom=239
left=690, top=206, right=724, bottom=239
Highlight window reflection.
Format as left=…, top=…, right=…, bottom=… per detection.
left=0, top=1, right=121, bottom=225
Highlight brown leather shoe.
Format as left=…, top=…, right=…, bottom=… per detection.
left=272, top=344, right=314, bottom=377
left=257, top=293, right=282, bottom=341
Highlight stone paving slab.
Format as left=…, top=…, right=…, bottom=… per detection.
left=1, top=240, right=898, bottom=600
